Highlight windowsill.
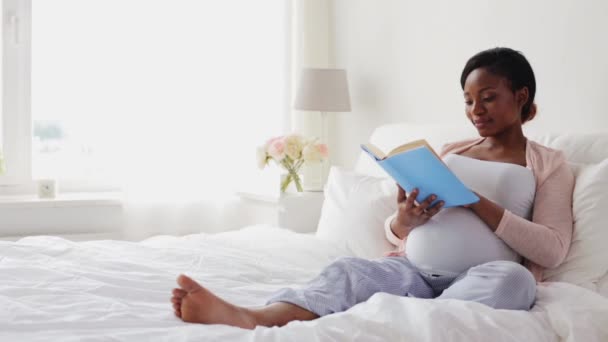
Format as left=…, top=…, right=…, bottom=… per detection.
left=0, top=191, right=123, bottom=209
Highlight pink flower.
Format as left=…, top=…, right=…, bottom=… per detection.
left=266, top=136, right=281, bottom=145
left=302, top=142, right=329, bottom=162
left=317, top=143, right=329, bottom=158
left=267, top=136, right=286, bottom=161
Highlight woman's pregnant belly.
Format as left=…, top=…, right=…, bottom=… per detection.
left=405, top=207, right=521, bottom=277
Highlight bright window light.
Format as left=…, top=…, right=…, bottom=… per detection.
left=31, top=0, right=287, bottom=195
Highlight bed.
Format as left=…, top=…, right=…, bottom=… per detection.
left=2, top=123, right=608, bottom=341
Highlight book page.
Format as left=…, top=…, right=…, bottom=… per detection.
left=387, top=139, right=430, bottom=157
left=364, top=139, right=443, bottom=162
left=387, top=139, right=447, bottom=166
left=361, top=143, right=387, bottom=160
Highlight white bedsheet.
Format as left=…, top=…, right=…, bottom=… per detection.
left=1, top=225, right=607, bottom=341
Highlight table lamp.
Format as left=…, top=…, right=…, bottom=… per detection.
left=293, top=68, right=351, bottom=191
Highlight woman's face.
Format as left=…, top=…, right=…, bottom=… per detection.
left=463, top=68, right=528, bottom=137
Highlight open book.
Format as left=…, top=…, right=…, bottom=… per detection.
left=360, top=139, right=479, bottom=208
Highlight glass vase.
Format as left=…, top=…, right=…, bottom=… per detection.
left=280, top=169, right=303, bottom=193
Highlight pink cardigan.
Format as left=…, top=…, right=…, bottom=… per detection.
left=384, top=137, right=575, bottom=282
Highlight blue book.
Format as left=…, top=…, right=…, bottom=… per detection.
left=361, top=140, right=479, bottom=208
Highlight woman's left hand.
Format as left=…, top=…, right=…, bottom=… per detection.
left=463, top=191, right=483, bottom=209
left=462, top=191, right=505, bottom=232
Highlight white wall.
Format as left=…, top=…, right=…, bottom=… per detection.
left=329, top=0, right=608, bottom=168
left=0, top=202, right=123, bottom=239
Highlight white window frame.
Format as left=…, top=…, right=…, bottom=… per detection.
left=0, top=0, right=129, bottom=195
left=0, top=0, right=119, bottom=196
left=1, top=0, right=117, bottom=195
left=1, top=0, right=32, bottom=194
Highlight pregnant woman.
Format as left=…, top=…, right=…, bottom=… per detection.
left=170, top=47, right=574, bottom=329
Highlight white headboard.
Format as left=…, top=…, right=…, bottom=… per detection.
left=354, top=123, right=608, bottom=176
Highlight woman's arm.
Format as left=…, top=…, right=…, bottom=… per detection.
left=384, top=212, right=403, bottom=246
left=469, top=162, right=575, bottom=268
left=468, top=195, right=504, bottom=232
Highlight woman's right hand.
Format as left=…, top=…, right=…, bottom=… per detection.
left=390, top=185, right=444, bottom=239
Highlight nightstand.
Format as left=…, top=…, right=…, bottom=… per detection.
left=236, top=191, right=325, bottom=233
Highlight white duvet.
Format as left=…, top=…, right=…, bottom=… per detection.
left=1, top=225, right=607, bottom=341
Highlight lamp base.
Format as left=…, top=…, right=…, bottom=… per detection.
left=302, top=161, right=326, bottom=192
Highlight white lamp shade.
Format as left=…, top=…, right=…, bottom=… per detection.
left=294, top=68, right=351, bottom=112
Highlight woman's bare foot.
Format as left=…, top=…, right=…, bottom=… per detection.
left=171, top=274, right=257, bottom=329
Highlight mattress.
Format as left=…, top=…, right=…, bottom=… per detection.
left=1, top=225, right=607, bottom=341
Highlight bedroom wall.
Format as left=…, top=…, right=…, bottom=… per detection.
left=328, top=0, right=608, bottom=168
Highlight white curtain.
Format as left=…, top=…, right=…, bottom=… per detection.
left=290, top=0, right=333, bottom=188
left=32, top=0, right=290, bottom=238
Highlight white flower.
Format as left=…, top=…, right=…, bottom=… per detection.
left=284, top=134, right=304, bottom=160
left=267, top=137, right=286, bottom=162
left=256, top=145, right=268, bottom=169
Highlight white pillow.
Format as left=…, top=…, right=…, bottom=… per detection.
left=543, top=159, right=608, bottom=293
left=316, top=167, right=397, bottom=259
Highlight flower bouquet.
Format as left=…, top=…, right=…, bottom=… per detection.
left=257, top=134, right=328, bottom=193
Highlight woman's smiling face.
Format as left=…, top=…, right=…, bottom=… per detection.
left=463, top=68, right=529, bottom=137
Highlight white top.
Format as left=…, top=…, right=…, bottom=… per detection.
left=404, top=154, right=536, bottom=277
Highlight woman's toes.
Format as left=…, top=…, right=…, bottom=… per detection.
left=177, top=274, right=204, bottom=293
left=173, top=288, right=187, bottom=298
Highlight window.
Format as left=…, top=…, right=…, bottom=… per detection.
left=2, top=0, right=290, bottom=195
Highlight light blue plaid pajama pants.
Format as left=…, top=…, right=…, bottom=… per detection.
left=267, top=256, right=536, bottom=316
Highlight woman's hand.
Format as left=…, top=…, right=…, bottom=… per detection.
left=462, top=190, right=481, bottom=208
left=390, top=185, right=444, bottom=239
left=462, top=191, right=505, bottom=232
